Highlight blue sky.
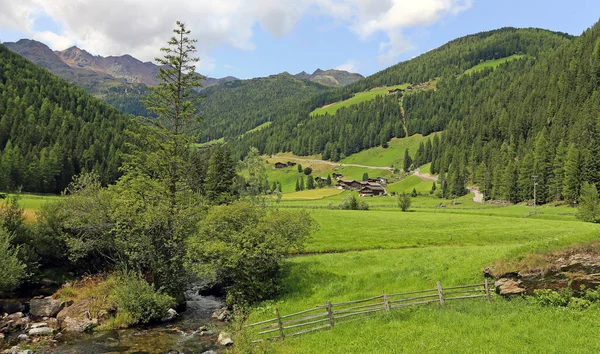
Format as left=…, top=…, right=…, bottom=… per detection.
left=0, top=0, right=598, bottom=79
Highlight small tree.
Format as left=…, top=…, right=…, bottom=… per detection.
left=411, top=188, right=418, bottom=197
left=326, top=174, right=332, bottom=186
left=0, top=226, right=26, bottom=296
left=297, top=164, right=303, bottom=173
left=303, top=167, right=313, bottom=175
left=578, top=182, right=600, bottom=223
left=299, top=176, right=305, bottom=191
left=295, top=178, right=300, bottom=192
left=362, top=172, right=369, bottom=181
left=403, top=150, right=413, bottom=172
left=398, top=194, right=412, bottom=212
left=431, top=181, right=437, bottom=194
left=306, top=175, right=315, bottom=190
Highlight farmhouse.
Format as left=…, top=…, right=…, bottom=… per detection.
left=315, top=176, right=328, bottom=184
left=337, top=180, right=363, bottom=190
left=359, top=184, right=386, bottom=197
left=274, top=161, right=297, bottom=169
left=332, top=172, right=343, bottom=180
left=367, top=177, right=388, bottom=185
left=388, top=88, right=403, bottom=95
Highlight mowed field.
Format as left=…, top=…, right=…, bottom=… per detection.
left=0, top=193, right=60, bottom=221
left=463, top=54, right=526, bottom=75
left=310, top=84, right=409, bottom=116
left=244, top=198, right=600, bottom=353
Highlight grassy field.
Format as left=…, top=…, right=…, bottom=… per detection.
left=281, top=189, right=343, bottom=200
left=0, top=193, right=60, bottom=221
left=464, top=54, right=526, bottom=75
left=339, top=133, right=438, bottom=168
left=387, top=175, right=433, bottom=194
left=310, top=84, right=409, bottom=116
left=244, top=197, right=600, bottom=353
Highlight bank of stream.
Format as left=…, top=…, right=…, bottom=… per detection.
left=2, top=284, right=228, bottom=354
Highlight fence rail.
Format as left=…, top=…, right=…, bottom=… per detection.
left=245, top=279, right=492, bottom=342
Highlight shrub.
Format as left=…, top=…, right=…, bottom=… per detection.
left=398, top=194, right=412, bottom=212
left=532, top=288, right=572, bottom=307
left=578, top=182, right=600, bottom=223
left=303, top=167, right=313, bottom=175
left=187, top=203, right=314, bottom=307
left=338, top=194, right=369, bottom=210
left=0, top=226, right=27, bottom=295
left=112, top=272, right=176, bottom=324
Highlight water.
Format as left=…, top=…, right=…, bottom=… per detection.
left=39, top=284, right=227, bottom=354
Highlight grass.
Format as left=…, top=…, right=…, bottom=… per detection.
left=0, top=193, right=61, bottom=221
left=281, top=189, right=343, bottom=200
left=387, top=175, right=433, bottom=194
left=339, top=133, right=439, bottom=168
left=310, top=84, right=409, bottom=116
left=464, top=54, right=526, bottom=75
left=244, top=198, right=600, bottom=353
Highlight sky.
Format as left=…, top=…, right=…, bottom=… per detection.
left=0, top=0, right=599, bottom=79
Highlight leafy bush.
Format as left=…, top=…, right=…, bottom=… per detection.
left=187, top=203, right=313, bottom=306
left=303, top=167, right=313, bottom=175
left=398, top=194, right=412, bottom=212
left=0, top=226, right=27, bottom=295
left=112, top=272, right=176, bottom=324
left=532, top=289, right=572, bottom=307
left=338, top=194, right=369, bottom=210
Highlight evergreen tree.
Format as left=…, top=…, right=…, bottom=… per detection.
left=326, top=174, right=332, bottom=186
left=551, top=141, right=568, bottom=200
left=299, top=175, right=305, bottom=191
left=563, top=143, right=582, bottom=201
left=295, top=178, right=300, bottom=192
left=362, top=172, right=369, bottom=181
left=306, top=175, right=315, bottom=190
left=431, top=181, right=437, bottom=194
left=578, top=182, right=600, bottom=222
left=297, top=164, right=303, bottom=173
left=403, top=150, right=413, bottom=172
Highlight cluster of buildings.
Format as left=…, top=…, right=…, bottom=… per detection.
left=274, top=161, right=297, bottom=169
left=335, top=175, right=388, bottom=197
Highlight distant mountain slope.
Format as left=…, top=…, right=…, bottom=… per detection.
left=294, top=68, right=364, bottom=87
left=3, top=39, right=237, bottom=94
left=197, top=73, right=329, bottom=142
left=0, top=43, right=133, bottom=193
left=231, top=27, right=574, bottom=159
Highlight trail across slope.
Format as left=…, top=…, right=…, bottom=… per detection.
left=272, top=155, right=394, bottom=171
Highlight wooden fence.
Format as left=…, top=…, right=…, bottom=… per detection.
left=245, top=280, right=492, bottom=342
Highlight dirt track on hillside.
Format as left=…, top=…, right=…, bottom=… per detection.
left=272, top=155, right=394, bottom=171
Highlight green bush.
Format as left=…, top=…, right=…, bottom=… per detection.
left=0, top=226, right=27, bottom=295
left=532, top=289, right=572, bottom=307
left=398, top=194, right=412, bottom=212
left=338, top=194, right=369, bottom=210
left=112, top=272, right=176, bottom=324
left=578, top=182, right=600, bottom=223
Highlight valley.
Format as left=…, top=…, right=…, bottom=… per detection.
left=1, top=10, right=600, bottom=354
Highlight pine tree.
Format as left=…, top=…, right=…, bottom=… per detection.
left=295, top=178, right=300, bottom=192
left=563, top=143, right=582, bottom=201
left=551, top=141, right=567, bottom=200
left=518, top=151, right=534, bottom=202
left=403, top=150, right=413, bottom=172
left=300, top=175, right=305, bottom=191
left=326, top=174, right=332, bottom=186
left=306, top=175, right=315, bottom=190
left=362, top=172, right=369, bottom=181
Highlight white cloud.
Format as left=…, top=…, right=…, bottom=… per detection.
left=335, top=59, right=359, bottom=73
left=0, top=0, right=472, bottom=67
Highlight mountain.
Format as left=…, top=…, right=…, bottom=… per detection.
left=3, top=39, right=238, bottom=94
left=0, top=43, right=133, bottom=193
left=294, top=68, right=364, bottom=87
left=230, top=27, right=573, bottom=156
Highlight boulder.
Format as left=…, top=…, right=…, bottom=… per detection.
left=16, top=334, right=29, bottom=342
left=62, top=316, right=96, bottom=333
left=28, top=326, right=54, bottom=336
left=495, top=278, right=526, bottom=295
left=211, top=308, right=231, bottom=322
left=6, top=313, right=24, bottom=321
left=216, top=331, right=233, bottom=346
left=29, top=298, right=63, bottom=318
left=161, top=308, right=178, bottom=322
left=0, top=301, right=25, bottom=315
left=30, top=322, right=48, bottom=329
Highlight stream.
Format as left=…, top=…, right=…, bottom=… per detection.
left=3, top=284, right=227, bottom=354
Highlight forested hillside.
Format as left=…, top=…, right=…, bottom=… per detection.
left=196, top=73, right=328, bottom=142
left=0, top=44, right=132, bottom=193
left=231, top=27, right=573, bottom=160
left=422, top=20, right=600, bottom=203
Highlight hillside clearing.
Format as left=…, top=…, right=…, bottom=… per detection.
left=310, top=84, right=409, bottom=116
left=463, top=54, right=526, bottom=74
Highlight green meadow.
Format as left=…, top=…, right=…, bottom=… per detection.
left=243, top=194, right=600, bottom=353
left=464, top=54, right=526, bottom=75
left=340, top=133, right=438, bottom=168
left=310, top=84, right=409, bottom=116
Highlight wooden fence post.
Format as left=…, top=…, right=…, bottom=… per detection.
left=484, top=278, right=491, bottom=301
left=436, top=281, right=445, bottom=305
left=275, top=307, right=285, bottom=340
left=383, top=291, right=390, bottom=311
left=326, top=301, right=334, bottom=329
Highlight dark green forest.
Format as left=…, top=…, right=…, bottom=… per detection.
left=0, top=44, right=132, bottom=193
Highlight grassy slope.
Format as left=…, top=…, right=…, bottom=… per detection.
left=386, top=175, right=433, bottom=194
left=310, top=84, right=409, bottom=116
left=1, top=193, right=61, bottom=221
left=340, top=133, right=438, bottom=168
left=246, top=201, right=600, bottom=353
left=463, top=54, right=526, bottom=74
